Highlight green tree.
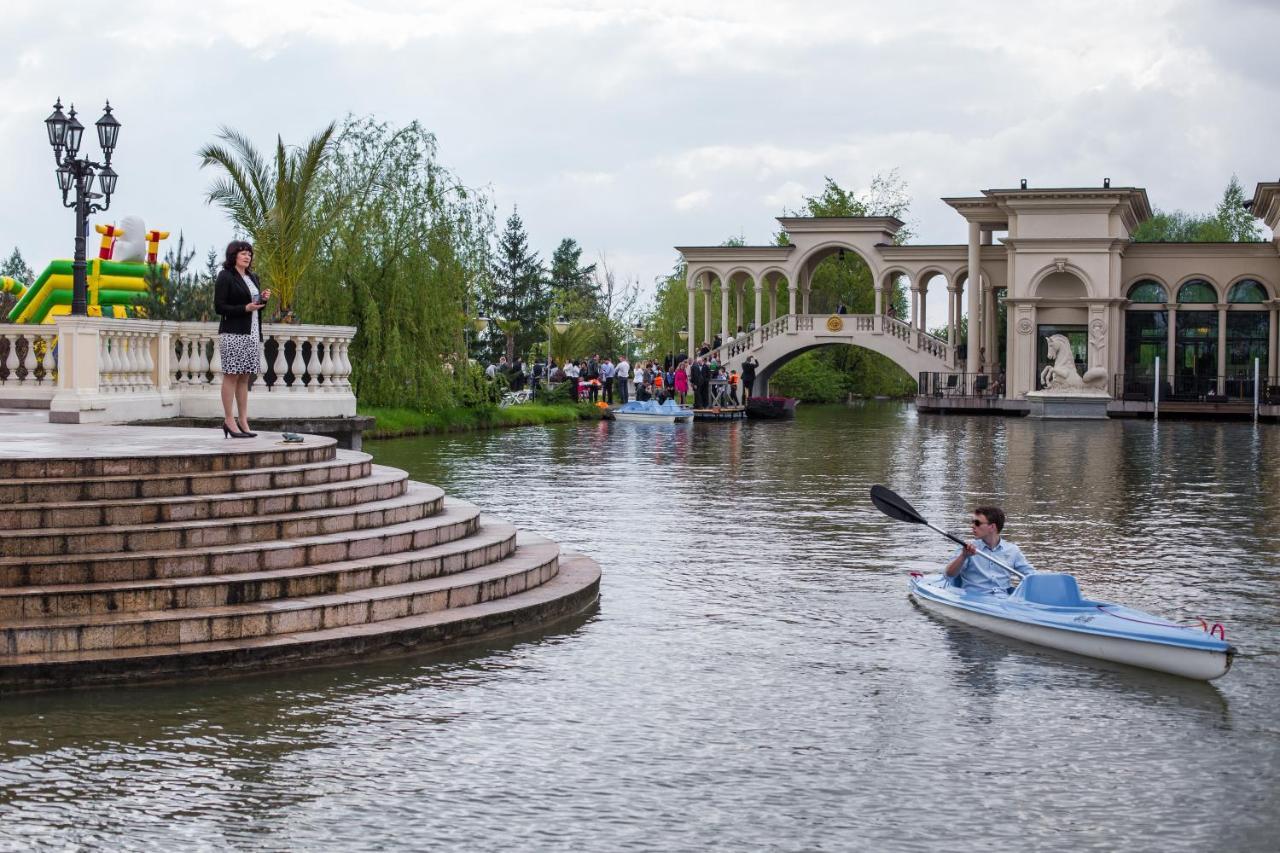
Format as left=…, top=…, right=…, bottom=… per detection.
left=198, top=122, right=339, bottom=315
left=134, top=232, right=213, bottom=322
left=1132, top=175, right=1263, bottom=243
left=548, top=238, right=599, bottom=318
left=0, top=247, right=35, bottom=320
left=486, top=207, right=547, bottom=363
left=300, top=116, right=493, bottom=411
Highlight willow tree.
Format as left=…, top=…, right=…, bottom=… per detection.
left=298, top=116, right=493, bottom=410
left=198, top=122, right=337, bottom=315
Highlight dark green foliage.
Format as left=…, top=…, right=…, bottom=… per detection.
left=1132, top=175, right=1263, bottom=243
left=770, top=348, right=916, bottom=402
left=486, top=208, right=547, bottom=363
left=134, top=232, right=213, bottom=322
left=548, top=238, right=599, bottom=318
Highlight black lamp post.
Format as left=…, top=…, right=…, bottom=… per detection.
left=45, top=98, right=120, bottom=316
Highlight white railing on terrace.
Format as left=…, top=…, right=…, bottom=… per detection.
left=0, top=316, right=357, bottom=424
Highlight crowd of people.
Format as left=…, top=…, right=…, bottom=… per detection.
left=485, top=349, right=761, bottom=409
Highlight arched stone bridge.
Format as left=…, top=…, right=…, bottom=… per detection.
left=706, top=313, right=955, bottom=390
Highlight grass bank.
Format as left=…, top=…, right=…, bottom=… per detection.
left=360, top=402, right=607, bottom=440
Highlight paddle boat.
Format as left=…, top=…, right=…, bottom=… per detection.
left=611, top=399, right=694, bottom=423
left=869, top=484, right=1236, bottom=681
left=908, top=571, right=1235, bottom=681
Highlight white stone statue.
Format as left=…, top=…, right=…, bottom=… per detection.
left=1039, top=333, right=1107, bottom=392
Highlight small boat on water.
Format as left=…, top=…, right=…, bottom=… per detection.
left=611, top=399, right=694, bottom=423
left=908, top=572, right=1235, bottom=681
left=745, top=396, right=798, bottom=420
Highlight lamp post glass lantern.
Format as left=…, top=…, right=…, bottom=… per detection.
left=45, top=97, right=120, bottom=316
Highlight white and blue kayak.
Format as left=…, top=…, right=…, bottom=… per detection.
left=612, top=400, right=694, bottom=423
left=908, top=572, right=1235, bottom=681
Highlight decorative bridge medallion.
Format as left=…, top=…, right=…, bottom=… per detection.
left=826, top=315, right=844, bottom=332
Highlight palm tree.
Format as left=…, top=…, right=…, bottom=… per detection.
left=198, top=122, right=337, bottom=315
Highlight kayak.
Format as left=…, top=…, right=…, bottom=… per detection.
left=908, top=571, right=1235, bottom=681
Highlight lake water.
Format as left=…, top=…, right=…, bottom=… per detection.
left=1, top=404, right=1278, bottom=851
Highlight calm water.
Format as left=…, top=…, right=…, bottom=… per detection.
left=2, top=405, right=1278, bottom=852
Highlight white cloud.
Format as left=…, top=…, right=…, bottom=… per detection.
left=674, top=190, right=712, bottom=212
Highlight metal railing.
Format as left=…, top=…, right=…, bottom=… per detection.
left=918, top=372, right=1003, bottom=398
left=1114, top=372, right=1280, bottom=404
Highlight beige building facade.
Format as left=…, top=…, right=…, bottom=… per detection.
left=678, top=181, right=1280, bottom=405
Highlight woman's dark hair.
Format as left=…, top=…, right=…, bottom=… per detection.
left=223, top=240, right=254, bottom=271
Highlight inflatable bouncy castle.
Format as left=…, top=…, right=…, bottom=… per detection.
left=3, top=215, right=168, bottom=323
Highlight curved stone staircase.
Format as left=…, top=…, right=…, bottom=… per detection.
left=0, top=431, right=600, bottom=691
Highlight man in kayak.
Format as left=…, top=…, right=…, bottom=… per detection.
left=944, top=506, right=1035, bottom=593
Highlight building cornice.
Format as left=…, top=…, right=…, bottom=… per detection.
left=1001, top=237, right=1130, bottom=251
left=676, top=246, right=794, bottom=263
left=1250, top=182, right=1280, bottom=231
left=877, top=244, right=1004, bottom=261
left=1121, top=242, right=1280, bottom=258
left=775, top=216, right=905, bottom=235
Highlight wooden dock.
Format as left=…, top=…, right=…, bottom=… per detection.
left=692, top=406, right=747, bottom=421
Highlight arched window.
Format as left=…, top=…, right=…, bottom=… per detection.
left=1127, top=280, right=1167, bottom=303
left=1228, top=279, right=1268, bottom=303
left=1177, top=279, right=1217, bottom=303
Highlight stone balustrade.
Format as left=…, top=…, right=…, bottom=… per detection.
left=0, top=316, right=357, bottom=424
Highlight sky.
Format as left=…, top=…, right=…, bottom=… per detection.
left=1, top=0, right=1277, bottom=325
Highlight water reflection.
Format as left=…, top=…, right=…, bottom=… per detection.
left=2, top=404, right=1276, bottom=851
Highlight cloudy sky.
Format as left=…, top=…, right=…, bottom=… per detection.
left=1, top=0, right=1276, bottom=322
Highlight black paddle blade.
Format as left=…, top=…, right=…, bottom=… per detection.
left=869, top=484, right=927, bottom=525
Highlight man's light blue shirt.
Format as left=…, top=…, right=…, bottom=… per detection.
left=953, top=538, right=1035, bottom=594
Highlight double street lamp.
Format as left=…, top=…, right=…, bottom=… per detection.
left=44, top=97, right=121, bottom=316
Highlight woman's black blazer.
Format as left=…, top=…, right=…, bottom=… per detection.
left=214, top=268, right=264, bottom=339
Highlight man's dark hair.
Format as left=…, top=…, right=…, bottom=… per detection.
left=974, top=505, right=1006, bottom=532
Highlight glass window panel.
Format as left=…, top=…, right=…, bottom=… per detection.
left=1227, top=279, right=1267, bottom=303
left=1124, top=310, right=1167, bottom=377
left=1127, top=280, right=1167, bottom=303
left=1176, top=279, right=1217, bottom=303
left=1227, top=311, right=1269, bottom=373
left=1173, top=310, right=1218, bottom=397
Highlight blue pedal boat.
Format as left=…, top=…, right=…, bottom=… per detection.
left=611, top=400, right=694, bottom=423
left=908, top=572, right=1235, bottom=681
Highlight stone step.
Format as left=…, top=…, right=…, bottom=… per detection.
left=0, top=519, right=518, bottom=619
left=0, top=463, right=405, bottom=529
left=0, top=436, right=337, bottom=481
left=0, top=551, right=602, bottom=691
left=0, top=496, right=481, bottom=587
left=0, top=536, right=562, bottom=655
left=3, top=476, right=434, bottom=558
left=0, top=450, right=372, bottom=505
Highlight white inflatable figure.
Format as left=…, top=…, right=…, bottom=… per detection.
left=113, top=215, right=148, bottom=263
left=1039, top=334, right=1107, bottom=392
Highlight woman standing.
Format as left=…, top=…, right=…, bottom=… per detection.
left=674, top=359, right=690, bottom=405
left=213, top=241, right=271, bottom=438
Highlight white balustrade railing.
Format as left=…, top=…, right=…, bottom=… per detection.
left=0, top=316, right=359, bottom=424
left=0, top=327, right=59, bottom=403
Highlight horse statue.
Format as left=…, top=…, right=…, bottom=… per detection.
left=1039, top=334, right=1107, bottom=392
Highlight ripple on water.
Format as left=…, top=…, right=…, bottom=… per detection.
left=2, top=404, right=1278, bottom=852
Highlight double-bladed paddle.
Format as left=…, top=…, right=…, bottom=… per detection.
left=869, top=484, right=1025, bottom=579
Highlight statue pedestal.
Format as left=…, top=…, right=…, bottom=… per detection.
left=1025, top=390, right=1111, bottom=420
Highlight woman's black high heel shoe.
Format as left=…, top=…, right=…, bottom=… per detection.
left=239, top=428, right=258, bottom=438
left=222, top=423, right=251, bottom=439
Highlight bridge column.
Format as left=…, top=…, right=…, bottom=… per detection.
left=909, top=286, right=919, bottom=329
left=720, top=278, right=729, bottom=341
left=788, top=283, right=797, bottom=317
left=769, top=279, right=778, bottom=322
left=687, top=286, right=696, bottom=360
left=874, top=284, right=883, bottom=316
left=919, top=282, right=928, bottom=331
left=966, top=221, right=981, bottom=375
left=735, top=281, right=744, bottom=334
left=702, top=281, right=711, bottom=345
left=754, top=281, right=763, bottom=331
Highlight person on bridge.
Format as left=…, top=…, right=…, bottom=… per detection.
left=943, top=505, right=1035, bottom=594
left=741, top=355, right=758, bottom=402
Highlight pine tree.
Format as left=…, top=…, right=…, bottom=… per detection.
left=487, top=207, right=547, bottom=363
left=0, top=247, right=35, bottom=320
left=1215, top=175, right=1264, bottom=243
left=548, top=238, right=598, bottom=318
